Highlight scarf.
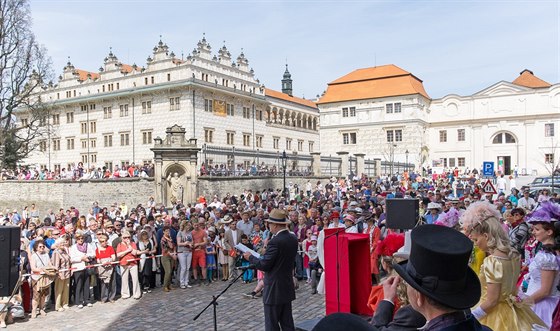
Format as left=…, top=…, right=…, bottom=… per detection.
left=77, top=242, right=88, bottom=253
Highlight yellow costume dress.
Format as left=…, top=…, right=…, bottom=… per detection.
left=477, top=255, right=547, bottom=330
left=470, top=246, right=486, bottom=276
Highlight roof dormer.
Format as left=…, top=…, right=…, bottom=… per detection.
left=218, top=42, right=232, bottom=66
left=195, top=33, right=212, bottom=60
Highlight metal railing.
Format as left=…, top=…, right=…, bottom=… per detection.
left=200, top=145, right=313, bottom=176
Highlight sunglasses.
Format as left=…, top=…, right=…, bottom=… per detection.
left=37, top=245, right=45, bottom=248
left=99, top=240, right=107, bottom=243
left=123, top=236, right=131, bottom=239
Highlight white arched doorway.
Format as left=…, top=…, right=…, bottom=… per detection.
left=490, top=131, right=518, bottom=175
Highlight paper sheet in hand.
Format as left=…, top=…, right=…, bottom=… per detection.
left=235, top=243, right=261, bottom=258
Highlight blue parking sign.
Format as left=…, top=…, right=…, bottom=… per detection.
left=483, top=162, right=494, bottom=177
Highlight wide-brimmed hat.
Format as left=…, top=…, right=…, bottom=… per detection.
left=343, top=214, right=356, bottom=223
left=393, top=225, right=480, bottom=310
left=219, top=215, right=233, bottom=224
left=427, top=202, right=442, bottom=210
left=266, top=209, right=290, bottom=224
left=527, top=201, right=560, bottom=224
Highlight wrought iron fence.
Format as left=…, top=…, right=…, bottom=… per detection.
left=320, top=155, right=342, bottom=177
left=380, top=160, right=414, bottom=176
left=200, top=145, right=313, bottom=176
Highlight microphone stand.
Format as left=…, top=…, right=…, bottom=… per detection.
left=193, top=269, right=245, bottom=331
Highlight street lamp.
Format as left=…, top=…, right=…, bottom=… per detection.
left=405, top=149, right=409, bottom=171
left=281, top=150, right=287, bottom=198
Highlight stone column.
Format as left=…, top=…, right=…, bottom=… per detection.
left=154, top=154, right=163, bottom=204
left=354, top=153, right=365, bottom=177
left=374, top=158, right=382, bottom=177
left=336, top=151, right=350, bottom=178
left=310, top=152, right=321, bottom=176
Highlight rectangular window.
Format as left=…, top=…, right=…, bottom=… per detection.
left=443, top=158, right=448, bottom=167
left=81, top=122, right=88, bottom=134
left=151, top=76, right=155, bottom=84
left=120, top=132, right=130, bottom=146
left=204, top=129, right=214, bottom=143
left=256, top=109, right=263, bottom=121
left=90, top=121, right=96, bottom=134
left=449, top=158, right=456, bottom=167
left=298, top=140, right=304, bottom=152
left=394, top=103, right=402, bottom=113
left=545, top=123, right=555, bottom=137
left=80, top=105, right=88, bottom=111
left=144, top=77, right=148, bottom=85
left=81, top=139, right=87, bottom=149
left=204, top=99, right=213, bottom=112
left=545, top=153, right=554, bottom=164
left=90, top=154, right=97, bottom=164
left=243, top=107, right=251, bottom=119
left=395, top=129, right=403, bottom=142
left=286, top=138, right=292, bottom=150
left=105, top=162, right=113, bottom=171
left=81, top=154, right=88, bottom=164
left=256, top=135, right=263, bottom=148
left=167, top=73, right=171, bottom=82
left=458, top=157, right=466, bottom=167
left=66, top=138, right=75, bottom=150
left=103, top=134, right=113, bottom=147
left=343, top=133, right=357, bottom=145
left=273, top=137, right=279, bottom=149
left=169, top=97, right=180, bottom=111
left=21, top=118, right=28, bottom=127
left=226, top=103, right=234, bottom=116
left=386, top=130, right=394, bottom=142
left=103, top=106, right=112, bottom=119
left=119, top=104, right=129, bottom=117
left=309, top=141, right=314, bottom=153
left=386, top=104, right=393, bottom=114
left=90, top=139, right=96, bottom=149
left=243, top=133, right=251, bottom=147
left=39, top=141, right=47, bottom=152
left=89, top=104, right=96, bottom=110
left=226, top=132, right=235, bottom=145
left=66, top=112, right=74, bottom=123
left=52, top=114, right=60, bottom=125
left=349, top=107, right=356, bottom=117
left=439, top=130, right=447, bottom=143
left=342, top=107, right=349, bottom=117
left=457, top=129, right=465, bottom=142
left=52, top=139, right=60, bottom=151
left=142, top=101, right=152, bottom=114
left=142, top=131, right=152, bottom=145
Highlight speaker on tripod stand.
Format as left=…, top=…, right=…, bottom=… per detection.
left=0, top=226, right=21, bottom=297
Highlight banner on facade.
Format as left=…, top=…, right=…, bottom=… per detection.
left=214, top=100, right=226, bottom=117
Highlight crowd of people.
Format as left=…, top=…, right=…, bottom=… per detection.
left=199, top=161, right=312, bottom=177
left=1, top=162, right=155, bottom=181
left=0, top=168, right=559, bottom=330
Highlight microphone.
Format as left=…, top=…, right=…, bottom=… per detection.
left=236, top=264, right=256, bottom=271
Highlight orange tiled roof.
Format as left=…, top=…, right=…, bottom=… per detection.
left=512, top=69, right=551, bottom=88
left=74, top=69, right=99, bottom=81
left=265, top=88, right=317, bottom=109
left=318, top=64, right=430, bottom=104
left=120, top=63, right=143, bottom=73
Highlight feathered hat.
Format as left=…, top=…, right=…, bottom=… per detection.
left=435, top=208, right=461, bottom=228
left=375, top=233, right=405, bottom=257
left=527, top=201, right=560, bottom=224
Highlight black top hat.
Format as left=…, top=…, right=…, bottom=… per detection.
left=393, top=224, right=481, bottom=310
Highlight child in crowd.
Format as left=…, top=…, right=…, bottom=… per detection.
left=240, top=234, right=254, bottom=283
left=205, top=229, right=217, bottom=285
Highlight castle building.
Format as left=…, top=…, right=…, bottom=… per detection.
left=318, top=65, right=559, bottom=175
left=21, top=36, right=319, bottom=172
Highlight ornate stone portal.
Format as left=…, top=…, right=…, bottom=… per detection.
left=151, top=125, right=200, bottom=206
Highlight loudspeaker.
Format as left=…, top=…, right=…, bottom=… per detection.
left=0, top=226, right=21, bottom=296
left=386, top=199, right=419, bottom=230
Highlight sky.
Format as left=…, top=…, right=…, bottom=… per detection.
left=29, top=0, right=559, bottom=100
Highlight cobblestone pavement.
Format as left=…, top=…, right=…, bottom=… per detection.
left=8, top=278, right=325, bottom=331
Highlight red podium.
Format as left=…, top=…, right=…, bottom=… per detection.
left=324, top=229, right=372, bottom=316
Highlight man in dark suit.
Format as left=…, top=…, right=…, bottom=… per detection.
left=243, top=209, right=298, bottom=331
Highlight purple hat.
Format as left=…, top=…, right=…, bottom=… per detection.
left=527, top=201, right=560, bottom=224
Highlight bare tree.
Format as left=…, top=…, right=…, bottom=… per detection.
left=0, top=0, right=52, bottom=168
